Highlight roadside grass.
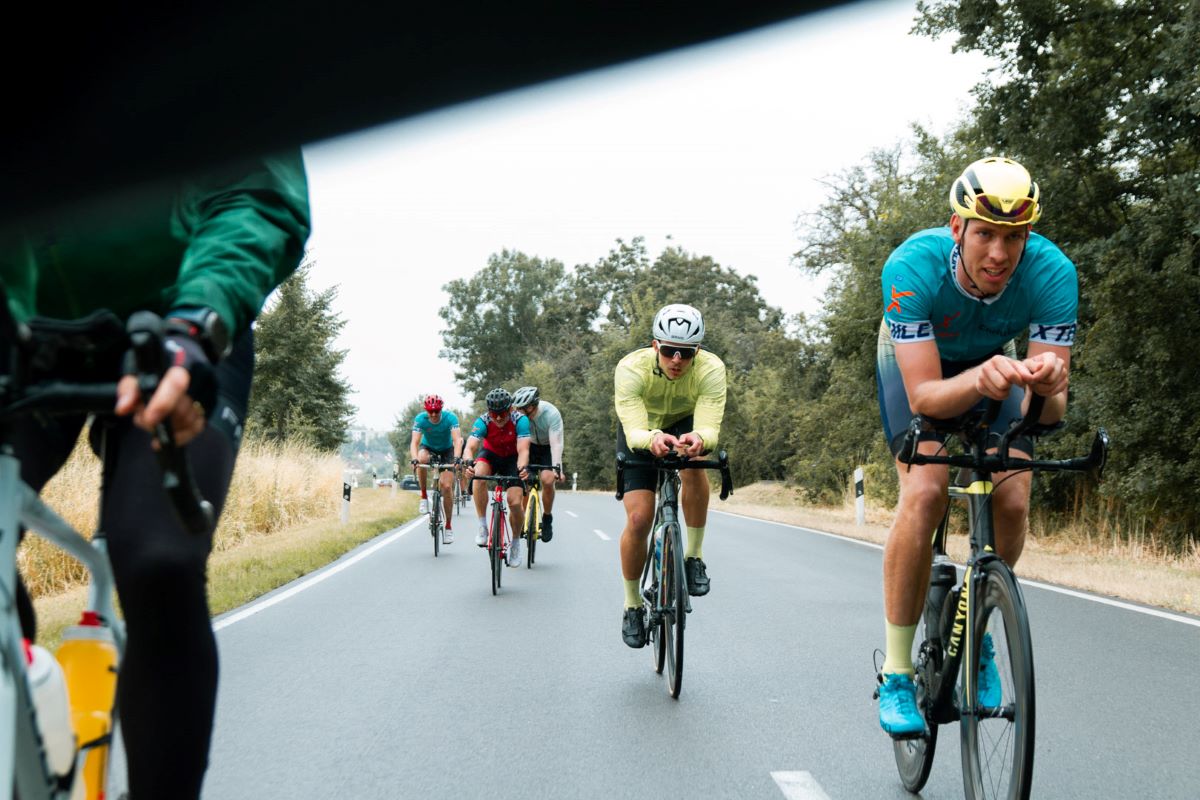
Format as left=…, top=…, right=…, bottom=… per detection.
left=718, top=481, right=1200, bottom=617
left=26, top=433, right=419, bottom=649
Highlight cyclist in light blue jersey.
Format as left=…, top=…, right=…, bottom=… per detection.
left=512, top=386, right=565, bottom=542
left=410, top=394, right=462, bottom=539
left=874, top=157, right=1077, bottom=738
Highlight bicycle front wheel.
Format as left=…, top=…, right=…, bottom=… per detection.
left=960, top=565, right=1035, bottom=800
left=525, top=489, right=539, bottom=568
left=662, top=524, right=686, bottom=698
left=430, top=491, right=441, bottom=557
left=489, top=510, right=502, bottom=595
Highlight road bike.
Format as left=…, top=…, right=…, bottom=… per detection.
left=414, top=460, right=456, bottom=557
left=889, top=394, right=1107, bottom=799
left=0, top=309, right=214, bottom=800
left=464, top=466, right=522, bottom=595
left=520, top=463, right=560, bottom=569
left=615, top=450, right=733, bottom=699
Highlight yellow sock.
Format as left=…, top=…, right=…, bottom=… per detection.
left=685, top=526, right=705, bottom=559
left=623, top=579, right=642, bottom=609
left=882, top=622, right=917, bottom=676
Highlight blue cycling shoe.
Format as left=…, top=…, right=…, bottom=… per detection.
left=976, top=632, right=1003, bottom=708
left=877, top=673, right=925, bottom=738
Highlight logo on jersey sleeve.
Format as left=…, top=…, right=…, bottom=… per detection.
left=1029, top=322, right=1076, bottom=346
left=888, top=321, right=934, bottom=342
left=886, top=285, right=916, bottom=314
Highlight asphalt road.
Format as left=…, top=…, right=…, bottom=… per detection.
left=203, top=490, right=1200, bottom=799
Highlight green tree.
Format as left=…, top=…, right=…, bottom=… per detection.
left=913, top=0, right=1200, bottom=544
left=248, top=262, right=356, bottom=451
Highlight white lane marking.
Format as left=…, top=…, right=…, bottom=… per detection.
left=593, top=529, right=611, bottom=541
left=565, top=510, right=579, bottom=518
left=715, top=509, right=1200, bottom=628
left=771, top=771, right=832, bottom=800
left=214, top=517, right=425, bottom=631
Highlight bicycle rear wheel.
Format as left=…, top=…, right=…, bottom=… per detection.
left=525, top=489, right=539, bottom=569
left=893, top=571, right=955, bottom=791
left=662, top=524, right=686, bottom=698
left=960, top=565, right=1035, bottom=800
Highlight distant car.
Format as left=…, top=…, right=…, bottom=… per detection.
left=375, top=478, right=393, bottom=487
left=399, top=474, right=419, bottom=490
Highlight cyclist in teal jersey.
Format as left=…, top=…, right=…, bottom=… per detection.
left=409, top=394, right=462, bottom=540
left=512, top=386, right=565, bottom=542
left=874, top=157, right=1077, bottom=737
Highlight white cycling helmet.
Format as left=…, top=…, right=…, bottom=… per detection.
left=512, top=386, right=539, bottom=407
left=652, top=304, right=705, bottom=345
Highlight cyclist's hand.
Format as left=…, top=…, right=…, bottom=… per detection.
left=518, top=464, right=529, bottom=480
left=1023, top=351, right=1068, bottom=397
left=650, top=432, right=679, bottom=457
left=678, top=432, right=705, bottom=458
left=974, top=355, right=1034, bottom=401
left=115, top=366, right=206, bottom=446
left=464, top=461, right=476, bottom=478
left=555, top=467, right=565, bottom=484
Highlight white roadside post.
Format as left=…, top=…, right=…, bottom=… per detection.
left=342, top=481, right=352, bottom=524
left=854, top=466, right=865, bottom=527
left=572, top=472, right=578, bottom=492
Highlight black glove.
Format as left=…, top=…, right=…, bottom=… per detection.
left=163, top=332, right=218, bottom=417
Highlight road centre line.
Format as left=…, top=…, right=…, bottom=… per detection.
left=214, top=516, right=425, bottom=631
left=714, top=509, right=1200, bottom=629
left=771, top=771, right=832, bottom=800
left=593, top=529, right=611, bottom=541
left=564, top=510, right=578, bottom=518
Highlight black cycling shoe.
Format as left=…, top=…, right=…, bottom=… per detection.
left=540, top=514, right=553, bottom=542
left=684, top=557, right=710, bottom=596
left=622, top=607, right=647, bottom=648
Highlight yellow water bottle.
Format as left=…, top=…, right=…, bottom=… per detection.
left=55, top=611, right=117, bottom=800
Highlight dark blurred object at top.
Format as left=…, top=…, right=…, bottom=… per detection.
left=2, top=0, right=844, bottom=226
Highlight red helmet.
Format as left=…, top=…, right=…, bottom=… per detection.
left=423, top=394, right=444, bottom=412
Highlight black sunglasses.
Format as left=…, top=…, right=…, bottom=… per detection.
left=659, top=344, right=698, bottom=360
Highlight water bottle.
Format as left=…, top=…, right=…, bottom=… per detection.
left=26, top=639, right=77, bottom=778
left=56, top=611, right=118, bottom=800
left=925, top=556, right=957, bottom=644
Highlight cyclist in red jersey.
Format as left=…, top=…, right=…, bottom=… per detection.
left=462, top=388, right=532, bottom=565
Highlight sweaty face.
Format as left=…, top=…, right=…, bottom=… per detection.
left=952, top=215, right=1030, bottom=297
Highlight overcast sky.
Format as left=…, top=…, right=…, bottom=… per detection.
left=301, top=0, right=990, bottom=431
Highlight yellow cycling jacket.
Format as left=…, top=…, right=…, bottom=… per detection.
left=613, top=346, right=727, bottom=451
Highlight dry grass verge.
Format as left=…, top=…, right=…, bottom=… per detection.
left=719, top=482, right=1200, bottom=617
left=26, top=433, right=418, bottom=648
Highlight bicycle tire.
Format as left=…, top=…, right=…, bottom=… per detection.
left=960, top=565, right=1035, bottom=800
left=489, top=506, right=502, bottom=595
left=436, top=489, right=446, bottom=556
left=525, top=489, right=539, bottom=569
left=663, top=523, right=685, bottom=698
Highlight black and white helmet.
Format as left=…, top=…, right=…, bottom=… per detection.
left=652, top=304, right=705, bottom=345
left=485, top=388, right=513, bottom=412
left=512, top=386, right=539, bottom=407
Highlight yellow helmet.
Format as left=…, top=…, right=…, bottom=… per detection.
left=949, top=157, right=1042, bottom=226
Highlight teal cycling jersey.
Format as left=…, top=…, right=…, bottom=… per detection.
left=881, top=227, right=1078, bottom=360
left=412, top=410, right=459, bottom=452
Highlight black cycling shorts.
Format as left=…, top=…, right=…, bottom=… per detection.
left=616, top=416, right=693, bottom=493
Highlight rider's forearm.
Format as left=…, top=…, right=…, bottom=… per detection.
left=907, top=367, right=988, bottom=419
